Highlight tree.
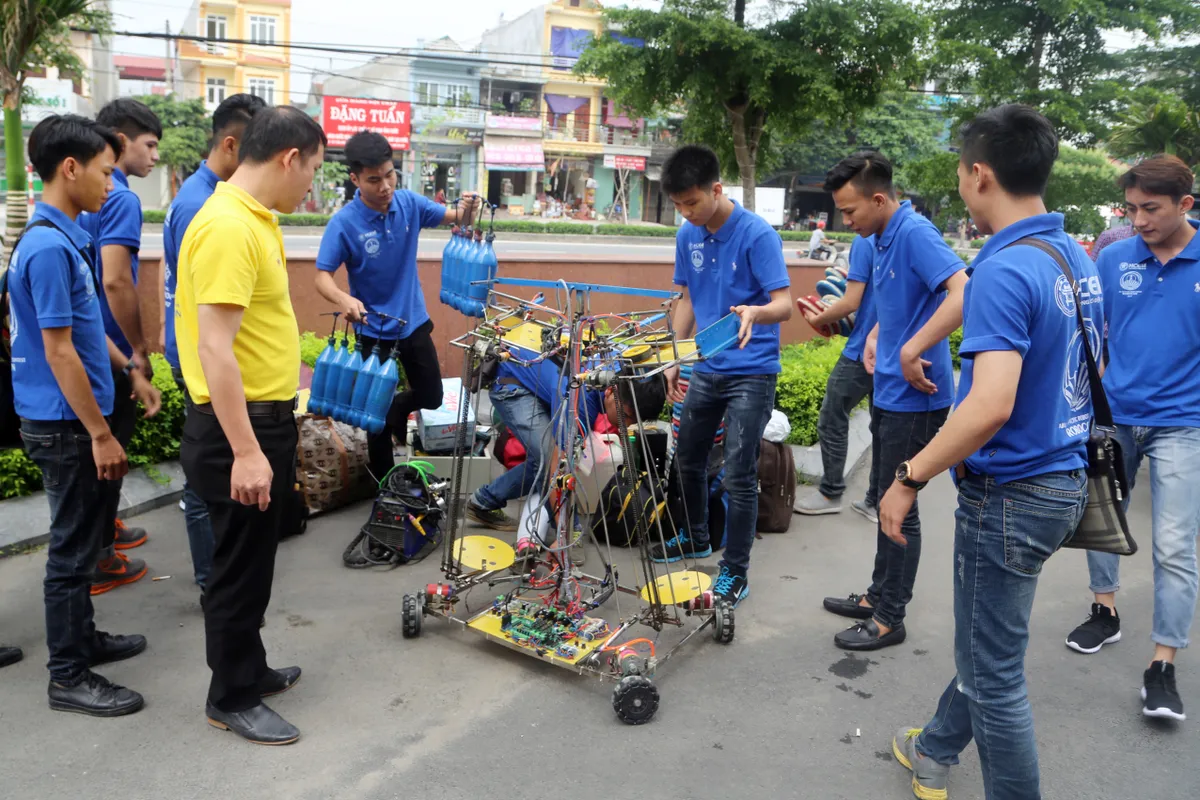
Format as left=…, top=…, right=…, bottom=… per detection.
left=313, top=160, right=349, bottom=213
left=1119, top=43, right=1200, bottom=109
left=135, top=94, right=209, bottom=196
left=1, top=0, right=108, bottom=266
left=770, top=92, right=947, bottom=183
left=576, top=0, right=927, bottom=210
left=899, top=146, right=1123, bottom=236
left=928, top=0, right=1200, bottom=144
left=1106, top=91, right=1200, bottom=167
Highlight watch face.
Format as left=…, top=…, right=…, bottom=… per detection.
left=897, top=462, right=909, bottom=481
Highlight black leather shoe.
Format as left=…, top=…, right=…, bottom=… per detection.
left=258, top=666, right=302, bottom=697
left=822, top=593, right=875, bottom=620
left=48, top=670, right=145, bottom=717
left=87, top=631, right=147, bottom=666
left=206, top=702, right=300, bottom=745
left=0, top=645, right=23, bottom=668
left=834, top=619, right=907, bottom=651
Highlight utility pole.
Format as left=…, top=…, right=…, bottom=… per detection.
left=166, top=20, right=176, bottom=94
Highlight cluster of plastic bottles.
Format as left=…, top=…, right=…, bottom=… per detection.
left=439, top=202, right=498, bottom=318
left=308, top=313, right=402, bottom=434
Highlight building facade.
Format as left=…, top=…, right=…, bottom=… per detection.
left=407, top=38, right=484, bottom=198
left=178, top=0, right=292, bottom=111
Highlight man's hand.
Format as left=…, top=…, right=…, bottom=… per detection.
left=900, top=343, right=938, bottom=395
left=802, top=307, right=823, bottom=327
left=864, top=336, right=877, bottom=375
left=130, top=372, right=162, bottom=417
left=664, top=365, right=685, bottom=404
left=132, top=349, right=154, bottom=381
left=879, top=482, right=917, bottom=546
left=459, top=191, right=482, bottom=220
left=341, top=295, right=368, bottom=322
left=731, top=304, right=762, bottom=349
left=231, top=449, right=273, bottom=511
left=93, top=431, right=129, bottom=481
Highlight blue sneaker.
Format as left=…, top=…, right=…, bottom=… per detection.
left=712, top=566, right=749, bottom=607
left=649, top=532, right=712, bottom=564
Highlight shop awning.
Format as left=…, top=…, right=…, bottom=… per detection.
left=544, top=93, right=590, bottom=116
left=484, top=137, right=545, bottom=170
left=605, top=99, right=634, bottom=129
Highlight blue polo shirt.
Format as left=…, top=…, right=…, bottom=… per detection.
left=871, top=200, right=964, bottom=412
left=673, top=200, right=790, bottom=375
left=316, top=189, right=445, bottom=340
left=7, top=204, right=114, bottom=420
left=78, top=168, right=142, bottom=358
left=842, top=234, right=877, bottom=362
left=162, top=161, right=220, bottom=369
left=1098, top=219, right=1200, bottom=427
left=494, top=347, right=605, bottom=440
left=956, top=213, right=1103, bottom=483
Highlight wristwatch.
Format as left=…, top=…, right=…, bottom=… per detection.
left=895, top=460, right=927, bottom=491
left=121, top=360, right=136, bottom=378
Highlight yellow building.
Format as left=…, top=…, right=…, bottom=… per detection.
left=178, top=0, right=292, bottom=109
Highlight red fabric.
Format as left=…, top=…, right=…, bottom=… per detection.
left=498, top=412, right=615, bottom=469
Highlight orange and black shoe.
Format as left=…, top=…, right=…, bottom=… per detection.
left=113, top=518, right=147, bottom=550
left=90, top=552, right=148, bottom=596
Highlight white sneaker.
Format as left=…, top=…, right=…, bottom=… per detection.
left=178, top=498, right=186, bottom=512
left=851, top=500, right=878, bottom=524
left=794, top=490, right=842, bottom=515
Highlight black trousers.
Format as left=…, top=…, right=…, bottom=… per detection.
left=99, top=366, right=137, bottom=555
left=180, top=404, right=298, bottom=712
left=358, top=319, right=443, bottom=481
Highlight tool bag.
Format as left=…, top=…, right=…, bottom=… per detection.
left=345, top=462, right=445, bottom=568
left=757, top=439, right=796, bottom=533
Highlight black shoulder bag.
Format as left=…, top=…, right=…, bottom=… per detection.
left=1009, top=237, right=1137, bottom=556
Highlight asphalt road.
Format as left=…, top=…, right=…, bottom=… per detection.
left=1, top=465, right=1195, bottom=800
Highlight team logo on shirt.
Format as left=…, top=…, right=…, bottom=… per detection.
left=1063, top=318, right=1102, bottom=412
left=689, top=243, right=704, bottom=272
left=364, top=236, right=381, bottom=256
left=1053, top=274, right=1076, bottom=316
left=79, top=260, right=95, bottom=298
left=1119, top=270, right=1142, bottom=294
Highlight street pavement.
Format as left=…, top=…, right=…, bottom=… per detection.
left=0, top=466, right=1196, bottom=800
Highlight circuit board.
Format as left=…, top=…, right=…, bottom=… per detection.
left=466, top=597, right=612, bottom=666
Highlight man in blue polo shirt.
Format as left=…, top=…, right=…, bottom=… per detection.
left=315, top=130, right=480, bottom=480
left=161, top=93, right=265, bottom=595
left=883, top=104, right=1098, bottom=800
left=1064, top=154, right=1200, bottom=723
left=820, top=151, right=967, bottom=651
left=648, top=144, right=793, bottom=608
left=78, top=98, right=161, bottom=593
left=9, top=114, right=160, bottom=717
left=794, top=233, right=880, bottom=523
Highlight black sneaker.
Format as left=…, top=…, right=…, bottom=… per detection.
left=649, top=533, right=712, bottom=564
left=1143, top=661, right=1185, bottom=721
left=0, top=645, right=22, bottom=668
left=712, top=566, right=749, bottom=607
left=1065, top=603, right=1121, bottom=654
left=466, top=497, right=517, bottom=532
left=48, top=670, right=144, bottom=717
left=87, top=631, right=147, bottom=667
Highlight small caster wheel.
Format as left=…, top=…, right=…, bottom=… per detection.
left=712, top=601, right=735, bottom=644
left=613, top=675, right=659, bottom=725
left=401, top=593, right=423, bottom=639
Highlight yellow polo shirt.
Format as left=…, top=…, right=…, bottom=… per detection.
left=175, top=182, right=299, bottom=404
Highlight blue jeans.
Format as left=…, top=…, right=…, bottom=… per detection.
left=676, top=371, right=776, bottom=575
left=917, top=469, right=1086, bottom=800
left=474, top=382, right=552, bottom=511
left=1087, top=424, right=1200, bottom=649
left=175, top=369, right=213, bottom=589
left=21, top=419, right=109, bottom=683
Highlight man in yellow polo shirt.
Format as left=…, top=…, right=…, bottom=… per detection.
left=175, top=106, right=325, bottom=746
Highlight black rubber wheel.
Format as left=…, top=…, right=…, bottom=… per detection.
left=401, top=593, right=422, bottom=639
left=613, top=675, right=660, bottom=725
left=712, top=602, right=735, bottom=644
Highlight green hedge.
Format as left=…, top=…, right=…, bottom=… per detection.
left=776, top=337, right=848, bottom=446
left=970, top=238, right=987, bottom=248
left=949, top=327, right=963, bottom=369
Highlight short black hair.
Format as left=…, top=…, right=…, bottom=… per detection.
left=662, top=145, right=721, bottom=195
left=618, top=370, right=667, bottom=423
left=344, top=130, right=394, bottom=174
left=96, top=98, right=163, bottom=140
left=959, top=104, right=1059, bottom=197
left=27, top=114, right=123, bottom=182
left=824, top=150, right=895, bottom=197
left=238, top=106, right=328, bottom=165
left=212, top=93, right=267, bottom=139
left=1118, top=155, right=1196, bottom=203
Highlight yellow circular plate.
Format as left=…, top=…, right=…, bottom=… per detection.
left=640, top=570, right=712, bottom=605
left=622, top=344, right=652, bottom=362
left=452, top=535, right=515, bottom=571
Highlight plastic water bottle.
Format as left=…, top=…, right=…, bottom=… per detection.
left=308, top=313, right=340, bottom=416
left=363, top=342, right=400, bottom=435
left=332, top=328, right=362, bottom=424
left=349, top=340, right=381, bottom=429
left=472, top=230, right=497, bottom=317
left=324, top=323, right=352, bottom=420
left=440, top=227, right=458, bottom=307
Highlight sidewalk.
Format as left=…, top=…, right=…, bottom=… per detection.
left=0, top=462, right=1192, bottom=800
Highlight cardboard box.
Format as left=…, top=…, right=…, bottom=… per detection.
left=416, top=378, right=477, bottom=454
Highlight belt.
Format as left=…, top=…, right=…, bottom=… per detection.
left=191, top=397, right=298, bottom=417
